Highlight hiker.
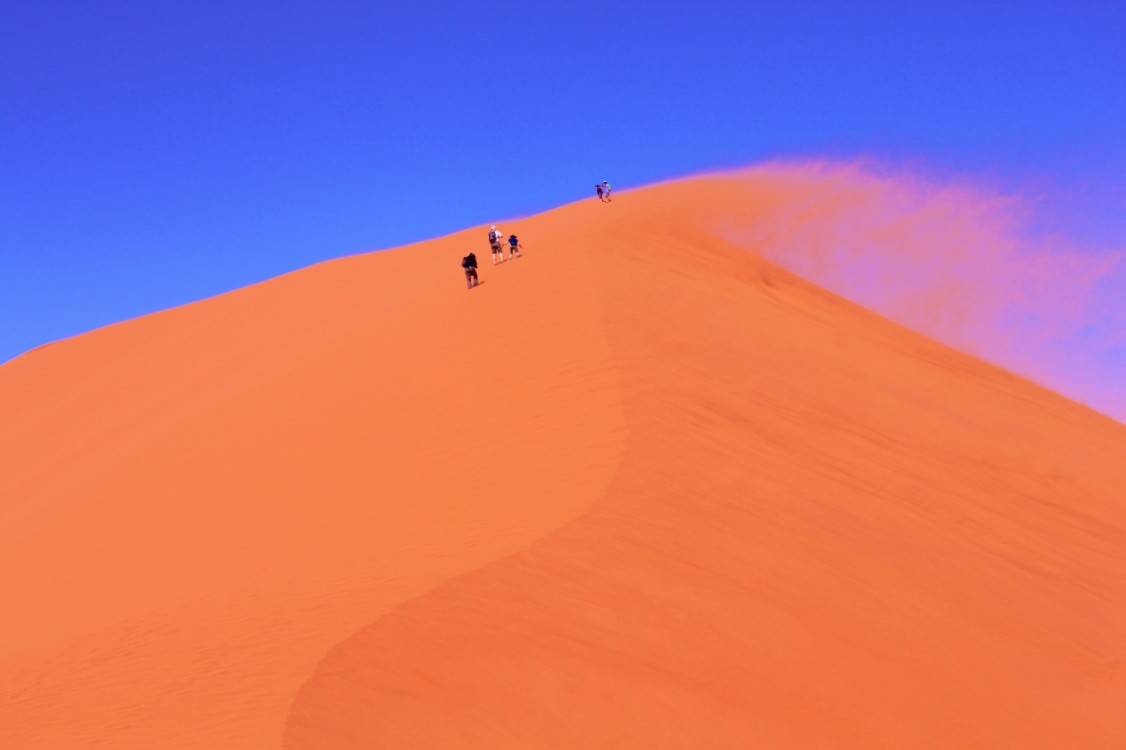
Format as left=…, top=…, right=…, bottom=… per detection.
left=488, top=225, right=504, bottom=264
left=507, top=234, right=523, bottom=259
left=462, top=252, right=479, bottom=288
left=595, top=183, right=604, bottom=202
left=602, top=181, right=612, bottom=202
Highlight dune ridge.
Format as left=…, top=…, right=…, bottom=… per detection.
left=3, top=172, right=1125, bottom=748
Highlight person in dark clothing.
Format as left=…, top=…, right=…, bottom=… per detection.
left=462, top=252, right=479, bottom=288
left=507, top=234, right=523, bottom=259
left=595, top=183, right=604, bottom=201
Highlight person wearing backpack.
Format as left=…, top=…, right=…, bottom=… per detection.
left=488, top=226, right=504, bottom=264
left=507, top=234, right=523, bottom=260
left=461, top=252, right=479, bottom=288
left=595, top=183, right=604, bottom=202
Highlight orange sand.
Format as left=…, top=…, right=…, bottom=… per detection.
left=2, top=174, right=1124, bottom=748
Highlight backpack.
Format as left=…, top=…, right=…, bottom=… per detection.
left=488, top=230, right=498, bottom=243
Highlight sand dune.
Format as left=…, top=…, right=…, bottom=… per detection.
left=2, top=173, right=1124, bottom=748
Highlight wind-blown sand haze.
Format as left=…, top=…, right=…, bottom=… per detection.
left=2, top=170, right=1125, bottom=748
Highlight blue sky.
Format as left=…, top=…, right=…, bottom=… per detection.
left=2, top=1, right=1124, bottom=365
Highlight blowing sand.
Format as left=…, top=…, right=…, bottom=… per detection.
left=2, top=173, right=1124, bottom=748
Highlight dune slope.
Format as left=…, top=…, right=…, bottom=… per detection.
left=3, top=174, right=1126, bottom=748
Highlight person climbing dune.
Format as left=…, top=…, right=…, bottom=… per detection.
left=488, top=225, right=504, bottom=264
left=461, top=252, right=479, bottom=289
left=507, top=234, right=523, bottom=259
left=595, top=183, right=604, bottom=202
left=602, top=180, right=612, bottom=202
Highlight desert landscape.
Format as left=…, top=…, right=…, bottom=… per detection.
left=2, top=171, right=1125, bottom=748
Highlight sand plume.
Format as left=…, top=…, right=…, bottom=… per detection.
left=705, top=162, right=1126, bottom=422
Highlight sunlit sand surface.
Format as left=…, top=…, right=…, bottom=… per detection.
left=3, top=172, right=1124, bottom=748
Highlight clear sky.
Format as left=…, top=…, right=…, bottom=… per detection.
left=3, top=1, right=1124, bottom=368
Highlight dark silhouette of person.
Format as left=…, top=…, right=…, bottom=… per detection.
left=595, top=183, right=604, bottom=201
left=462, top=252, right=479, bottom=288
